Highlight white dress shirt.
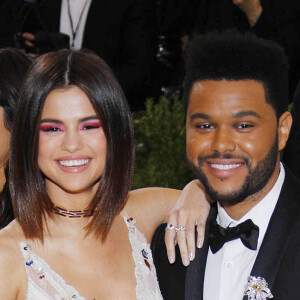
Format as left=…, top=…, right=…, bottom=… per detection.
left=60, top=0, right=92, bottom=50
left=203, top=163, right=285, bottom=300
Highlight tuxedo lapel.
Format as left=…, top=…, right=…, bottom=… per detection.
left=185, top=207, right=217, bottom=300
left=242, top=169, right=299, bottom=300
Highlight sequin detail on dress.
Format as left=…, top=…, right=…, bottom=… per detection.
left=123, top=216, right=163, bottom=300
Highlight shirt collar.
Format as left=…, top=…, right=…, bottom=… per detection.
left=217, top=163, right=285, bottom=245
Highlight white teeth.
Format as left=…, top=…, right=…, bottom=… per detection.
left=59, top=159, right=90, bottom=167
left=210, top=163, right=241, bottom=170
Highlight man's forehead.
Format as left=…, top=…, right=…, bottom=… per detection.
left=188, top=79, right=267, bottom=104
left=186, top=79, right=277, bottom=119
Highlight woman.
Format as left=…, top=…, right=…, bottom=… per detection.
left=0, top=49, right=31, bottom=229
left=0, top=50, right=208, bottom=299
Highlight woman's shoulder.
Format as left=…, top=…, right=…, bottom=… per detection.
left=0, top=219, right=22, bottom=251
left=0, top=220, right=27, bottom=299
left=127, top=187, right=180, bottom=211
left=125, top=187, right=180, bottom=241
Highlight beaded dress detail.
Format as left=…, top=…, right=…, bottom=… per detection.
left=122, top=216, right=163, bottom=300
left=20, top=216, right=163, bottom=300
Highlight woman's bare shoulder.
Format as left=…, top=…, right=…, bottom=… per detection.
left=125, top=188, right=181, bottom=241
left=128, top=187, right=180, bottom=210
left=0, top=221, right=27, bottom=299
left=0, top=220, right=22, bottom=250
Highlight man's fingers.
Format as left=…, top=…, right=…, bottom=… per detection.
left=22, top=32, right=35, bottom=40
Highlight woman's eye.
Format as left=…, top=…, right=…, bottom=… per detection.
left=81, top=121, right=101, bottom=130
left=83, top=125, right=100, bottom=130
left=39, top=124, right=63, bottom=132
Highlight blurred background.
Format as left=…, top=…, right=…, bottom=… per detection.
left=1, top=0, right=300, bottom=188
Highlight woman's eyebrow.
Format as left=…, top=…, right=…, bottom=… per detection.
left=79, top=116, right=99, bottom=122
left=40, top=118, right=63, bottom=124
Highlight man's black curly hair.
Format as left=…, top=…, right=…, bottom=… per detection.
left=183, top=30, right=290, bottom=119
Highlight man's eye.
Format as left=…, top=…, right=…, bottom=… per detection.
left=237, top=123, right=254, bottom=129
left=196, top=123, right=214, bottom=129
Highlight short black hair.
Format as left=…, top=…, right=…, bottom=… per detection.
left=183, top=30, right=290, bottom=119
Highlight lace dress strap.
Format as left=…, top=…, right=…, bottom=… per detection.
left=20, top=242, right=86, bottom=300
left=121, top=216, right=163, bottom=300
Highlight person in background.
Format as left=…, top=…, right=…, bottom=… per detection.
left=0, top=48, right=31, bottom=229
left=2, top=0, right=155, bottom=110
left=194, top=0, right=300, bottom=98
left=153, top=0, right=197, bottom=99
left=283, top=79, right=300, bottom=177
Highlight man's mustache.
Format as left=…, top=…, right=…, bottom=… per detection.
left=197, top=152, right=250, bottom=166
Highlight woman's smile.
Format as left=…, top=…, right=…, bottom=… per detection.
left=38, top=86, right=107, bottom=194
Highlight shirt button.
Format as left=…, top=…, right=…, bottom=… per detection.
left=226, top=262, right=233, bottom=269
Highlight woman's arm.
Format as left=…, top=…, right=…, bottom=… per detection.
left=0, top=231, right=24, bottom=300
left=127, top=180, right=210, bottom=266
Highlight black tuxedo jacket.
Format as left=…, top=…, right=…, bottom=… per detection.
left=22, top=0, right=155, bottom=109
left=152, top=167, right=300, bottom=299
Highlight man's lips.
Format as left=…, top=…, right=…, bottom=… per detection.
left=209, top=163, right=242, bottom=170
left=205, top=159, right=246, bottom=174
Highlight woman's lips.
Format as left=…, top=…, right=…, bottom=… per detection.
left=56, top=158, right=92, bottom=173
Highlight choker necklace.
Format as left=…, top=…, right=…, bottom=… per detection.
left=53, top=205, right=96, bottom=218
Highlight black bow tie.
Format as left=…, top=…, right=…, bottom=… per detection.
left=209, top=219, right=259, bottom=254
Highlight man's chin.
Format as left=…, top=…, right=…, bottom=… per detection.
left=203, top=185, right=248, bottom=205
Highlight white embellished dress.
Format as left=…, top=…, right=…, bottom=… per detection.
left=20, top=215, right=163, bottom=300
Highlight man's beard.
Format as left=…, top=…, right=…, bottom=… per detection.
left=188, top=135, right=278, bottom=205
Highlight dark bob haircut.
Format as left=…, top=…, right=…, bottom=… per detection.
left=9, top=50, right=135, bottom=241
left=0, top=49, right=31, bottom=229
left=183, top=30, right=290, bottom=119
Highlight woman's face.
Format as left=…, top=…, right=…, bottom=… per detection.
left=38, top=86, right=107, bottom=195
left=0, top=107, right=10, bottom=168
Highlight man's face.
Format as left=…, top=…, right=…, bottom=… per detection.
left=186, top=80, right=288, bottom=204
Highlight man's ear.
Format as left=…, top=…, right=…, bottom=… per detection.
left=278, top=111, right=293, bottom=151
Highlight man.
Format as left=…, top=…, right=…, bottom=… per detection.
left=151, top=30, right=300, bottom=299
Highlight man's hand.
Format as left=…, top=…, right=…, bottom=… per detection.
left=233, top=0, right=263, bottom=27
left=165, top=180, right=210, bottom=266
left=22, top=32, right=35, bottom=47
left=21, top=32, right=39, bottom=57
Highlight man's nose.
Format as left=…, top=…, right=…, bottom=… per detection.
left=211, top=127, right=236, bottom=153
